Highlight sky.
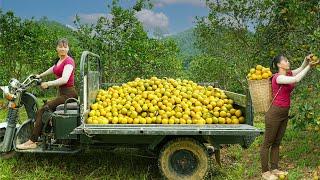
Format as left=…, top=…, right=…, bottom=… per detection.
left=0, top=0, right=210, bottom=35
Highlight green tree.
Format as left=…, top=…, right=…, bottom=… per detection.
left=194, top=0, right=320, bottom=130
left=73, top=1, right=185, bottom=83
left=0, top=10, right=83, bottom=96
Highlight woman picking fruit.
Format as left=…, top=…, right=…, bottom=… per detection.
left=17, top=38, right=78, bottom=150
left=260, top=54, right=315, bottom=180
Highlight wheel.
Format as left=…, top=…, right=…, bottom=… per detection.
left=158, top=138, right=210, bottom=180
left=0, top=128, right=17, bottom=160
left=0, top=128, right=5, bottom=143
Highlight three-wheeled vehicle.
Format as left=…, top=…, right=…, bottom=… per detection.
left=0, top=51, right=263, bottom=179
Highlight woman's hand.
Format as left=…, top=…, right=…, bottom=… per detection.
left=309, top=55, right=319, bottom=67
left=40, top=82, right=49, bottom=89
left=35, top=74, right=41, bottom=78
left=305, top=54, right=314, bottom=63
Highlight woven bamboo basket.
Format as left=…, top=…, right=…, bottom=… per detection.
left=248, top=78, right=272, bottom=113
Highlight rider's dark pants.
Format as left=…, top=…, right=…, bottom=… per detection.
left=30, top=86, right=77, bottom=142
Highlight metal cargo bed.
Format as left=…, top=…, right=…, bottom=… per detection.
left=72, top=124, right=262, bottom=136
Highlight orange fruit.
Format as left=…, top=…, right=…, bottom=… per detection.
left=232, top=118, right=239, bottom=124
left=256, top=75, right=262, bottom=80
left=206, top=118, right=213, bottom=124
left=235, top=110, right=242, bottom=117
left=256, top=65, right=263, bottom=70
left=218, top=117, right=226, bottom=124
left=220, top=111, right=227, bottom=118
left=251, top=74, right=257, bottom=80
left=226, top=117, right=232, bottom=124
left=249, top=68, right=255, bottom=73
left=262, top=73, right=269, bottom=79
left=239, top=116, right=245, bottom=123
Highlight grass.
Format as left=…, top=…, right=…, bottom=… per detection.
left=206, top=114, right=320, bottom=180
left=0, top=149, right=160, bottom=179
left=1, top=104, right=320, bottom=179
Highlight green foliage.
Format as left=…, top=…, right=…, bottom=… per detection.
left=167, top=28, right=200, bottom=57
left=291, top=81, right=320, bottom=132
left=0, top=1, right=320, bottom=178
left=188, top=54, right=245, bottom=92
left=0, top=0, right=184, bottom=94
left=194, top=0, right=320, bottom=129
left=73, top=2, right=185, bottom=83
left=193, top=14, right=257, bottom=92
left=0, top=10, right=84, bottom=96
left=254, top=0, right=320, bottom=62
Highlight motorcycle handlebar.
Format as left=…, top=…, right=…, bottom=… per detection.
left=21, top=74, right=42, bottom=88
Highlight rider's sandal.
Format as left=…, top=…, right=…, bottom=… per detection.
left=272, top=169, right=288, bottom=176
left=262, top=171, right=278, bottom=180
left=16, top=141, right=37, bottom=150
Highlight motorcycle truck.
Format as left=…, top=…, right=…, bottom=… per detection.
left=0, top=51, right=262, bottom=179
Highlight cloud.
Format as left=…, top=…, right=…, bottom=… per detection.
left=135, top=9, right=169, bottom=32
left=153, top=0, right=207, bottom=8
left=71, top=10, right=170, bottom=37
left=73, top=13, right=113, bottom=24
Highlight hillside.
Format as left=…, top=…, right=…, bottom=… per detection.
left=167, top=28, right=200, bottom=56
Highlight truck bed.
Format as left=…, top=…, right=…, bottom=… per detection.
left=72, top=124, right=262, bottom=136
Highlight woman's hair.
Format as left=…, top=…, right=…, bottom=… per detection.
left=57, top=38, right=69, bottom=46
left=270, top=54, right=285, bottom=73
left=53, top=38, right=73, bottom=65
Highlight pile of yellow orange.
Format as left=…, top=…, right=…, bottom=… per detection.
left=247, top=65, right=272, bottom=80
left=86, top=77, right=245, bottom=125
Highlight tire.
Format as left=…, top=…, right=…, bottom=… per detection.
left=0, top=128, right=5, bottom=143
left=0, top=129, right=17, bottom=160
left=158, top=138, right=210, bottom=180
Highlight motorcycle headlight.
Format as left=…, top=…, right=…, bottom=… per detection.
left=0, top=86, right=9, bottom=95
left=9, top=78, right=20, bottom=89
left=0, top=86, right=15, bottom=101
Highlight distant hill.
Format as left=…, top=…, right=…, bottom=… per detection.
left=167, top=28, right=200, bottom=57
left=38, top=18, right=74, bottom=32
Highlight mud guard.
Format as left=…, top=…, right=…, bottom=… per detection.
left=14, top=119, right=34, bottom=150
left=20, top=92, right=39, bottom=120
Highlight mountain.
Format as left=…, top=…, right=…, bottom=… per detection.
left=167, top=28, right=200, bottom=57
